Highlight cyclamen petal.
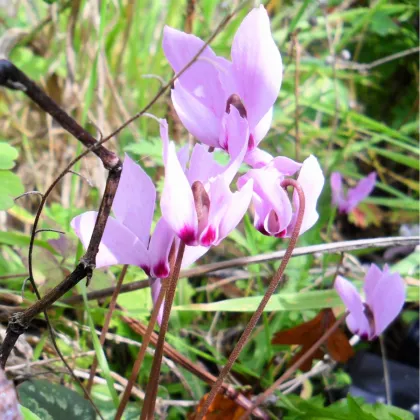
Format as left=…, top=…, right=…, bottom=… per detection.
left=364, top=264, right=406, bottom=337
left=172, top=83, right=221, bottom=147
left=334, top=275, right=372, bottom=339
left=346, top=172, right=377, bottom=212
left=148, top=218, right=176, bottom=279
left=71, top=212, right=150, bottom=269
left=162, top=26, right=224, bottom=117
left=113, top=154, right=156, bottom=246
left=218, top=178, right=253, bottom=243
left=160, top=122, right=198, bottom=245
left=231, top=5, right=282, bottom=128
left=335, top=265, right=406, bottom=340
left=287, top=155, right=324, bottom=236
left=330, top=171, right=376, bottom=214
left=163, top=5, right=281, bottom=153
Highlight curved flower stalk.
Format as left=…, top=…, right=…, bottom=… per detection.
left=71, top=154, right=206, bottom=323
left=238, top=155, right=324, bottom=238
left=162, top=5, right=282, bottom=162
left=330, top=171, right=376, bottom=214
left=335, top=264, right=406, bottom=340
left=160, top=109, right=254, bottom=248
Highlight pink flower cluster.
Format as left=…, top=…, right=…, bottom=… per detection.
left=70, top=6, right=406, bottom=336
left=72, top=6, right=326, bottom=321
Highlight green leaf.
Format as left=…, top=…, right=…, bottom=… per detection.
left=0, top=170, right=24, bottom=210
left=18, top=380, right=96, bottom=419
left=370, top=11, right=399, bottom=36
left=370, top=147, right=419, bottom=170
left=19, top=405, right=43, bottom=420
left=174, top=286, right=419, bottom=313
left=346, top=395, right=377, bottom=419
left=0, top=231, right=57, bottom=254
left=0, top=142, right=19, bottom=169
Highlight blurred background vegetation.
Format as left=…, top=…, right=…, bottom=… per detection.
left=0, top=0, right=418, bottom=419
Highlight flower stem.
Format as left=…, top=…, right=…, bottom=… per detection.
left=196, top=179, right=306, bottom=420
left=115, top=278, right=168, bottom=420
left=140, top=241, right=186, bottom=419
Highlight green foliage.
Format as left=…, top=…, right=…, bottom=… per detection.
left=280, top=394, right=414, bottom=420
left=18, top=380, right=95, bottom=420
left=0, top=143, right=24, bottom=210
left=0, top=0, right=418, bottom=419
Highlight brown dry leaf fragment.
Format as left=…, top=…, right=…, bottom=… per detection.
left=272, top=309, right=354, bottom=371
left=189, top=393, right=246, bottom=420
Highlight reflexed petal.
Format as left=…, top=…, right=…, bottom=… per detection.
left=270, top=156, right=302, bottom=176
left=188, top=144, right=224, bottom=184
left=253, top=107, right=273, bottom=146
left=177, top=144, right=190, bottom=170
left=363, top=263, right=384, bottom=303
left=252, top=193, right=272, bottom=235
left=244, top=147, right=273, bottom=169
left=346, top=172, right=377, bottom=212
left=172, top=83, right=221, bottom=147
left=71, top=212, right=149, bottom=269
left=113, top=154, right=155, bottom=246
left=219, top=107, right=249, bottom=183
left=231, top=5, right=282, bottom=128
left=246, top=167, right=292, bottom=236
left=200, top=177, right=232, bottom=246
left=287, top=155, right=324, bottom=236
left=217, top=178, right=253, bottom=243
left=366, top=268, right=406, bottom=337
left=163, top=26, right=224, bottom=116
left=182, top=245, right=210, bottom=268
left=161, top=127, right=198, bottom=245
left=335, top=276, right=371, bottom=338
left=330, top=172, right=347, bottom=212
left=150, top=278, right=164, bottom=326
left=148, top=218, right=176, bottom=279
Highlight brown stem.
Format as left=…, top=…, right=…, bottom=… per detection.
left=0, top=167, right=121, bottom=369
left=196, top=179, right=306, bottom=419
left=115, top=279, right=168, bottom=420
left=86, top=265, right=129, bottom=394
left=121, top=315, right=268, bottom=419
left=240, top=312, right=348, bottom=418
left=141, top=242, right=186, bottom=419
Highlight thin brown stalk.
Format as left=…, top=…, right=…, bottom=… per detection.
left=241, top=313, right=348, bottom=418
left=196, top=179, right=306, bottom=419
left=141, top=242, right=186, bottom=419
left=86, top=265, right=129, bottom=394
left=121, top=316, right=267, bottom=419
left=115, top=279, right=168, bottom=420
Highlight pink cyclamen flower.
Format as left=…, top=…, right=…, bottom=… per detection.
left=71, top=154, right=207, bottom=323
left=163, top=5, right=282, bottom=161
left=237, top=155, right=324, bottom=238
left=331, top=172, right=376, bottom=214
left=335, top=264, right=406, bottom=340
left=160, top=109, right=254, bottom=247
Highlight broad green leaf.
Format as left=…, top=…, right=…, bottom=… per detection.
left=0, top=142, right=19, bottom=169
left=18, top=380, right=95, bottom=419
left=174, top=286, right=419, bottom=312
left=0, top=171, right=24, bottom=210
